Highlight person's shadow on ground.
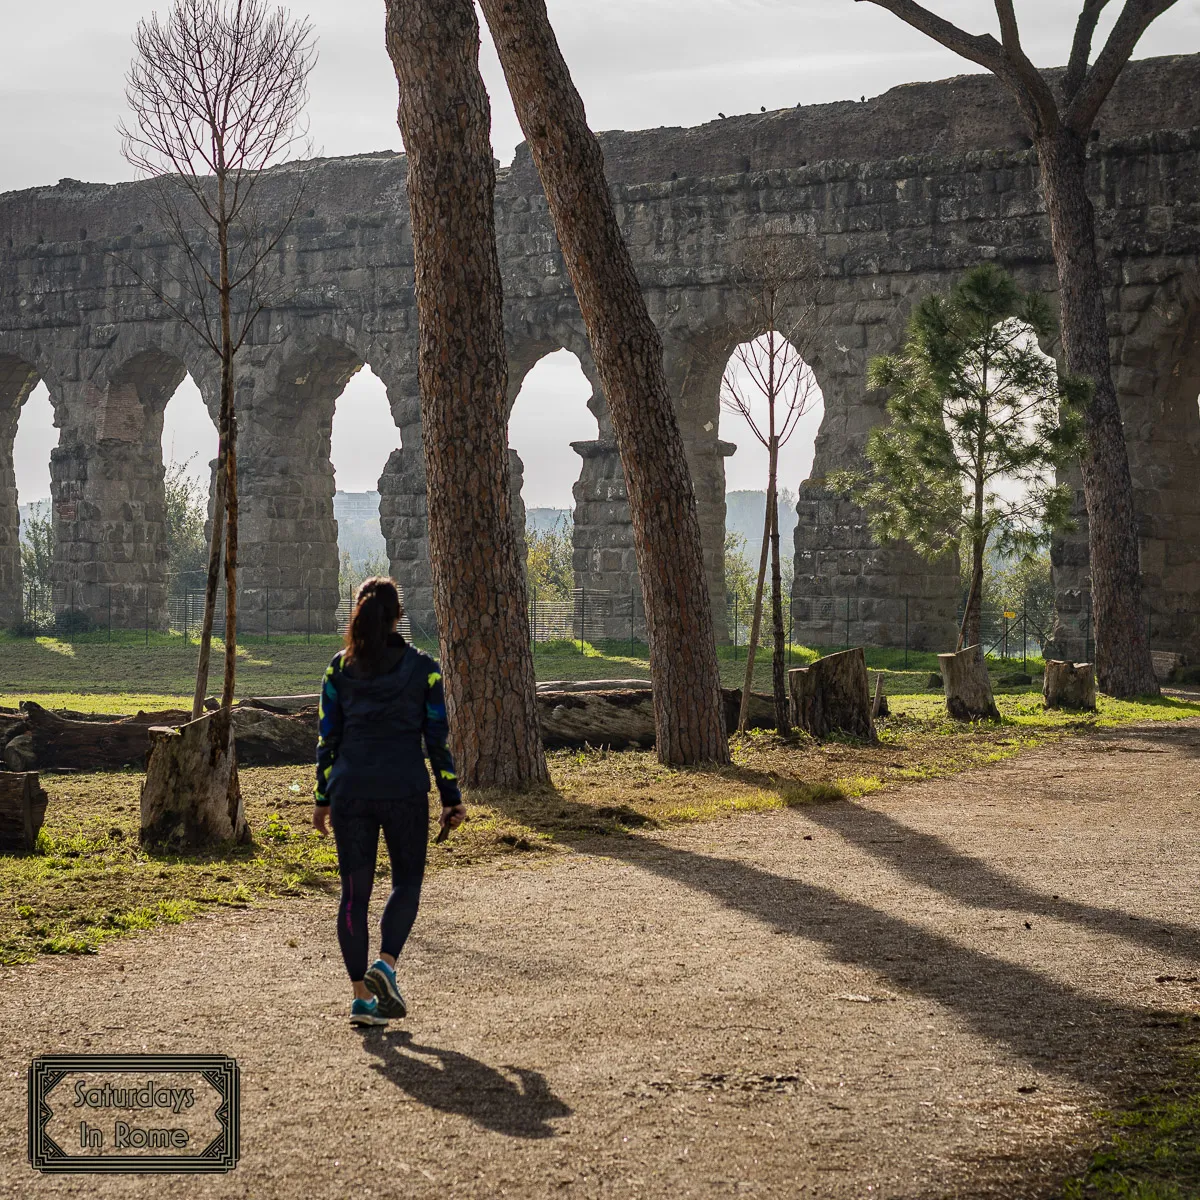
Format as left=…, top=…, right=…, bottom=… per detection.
left=360, top=1029, right=571, bottom=1139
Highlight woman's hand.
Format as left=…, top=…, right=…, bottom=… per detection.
left=312, top=805, right=330, bottom=835
left=440, top=803, right=467, bottom=833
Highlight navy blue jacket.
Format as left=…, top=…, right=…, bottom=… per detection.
left=314, top=634, right=461, bottom=807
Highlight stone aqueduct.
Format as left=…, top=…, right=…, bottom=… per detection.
left=1, top=57, right=1198, bottom=658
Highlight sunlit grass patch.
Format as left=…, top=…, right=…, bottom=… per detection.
left=1064, top=1038, right=1200, bottom=1200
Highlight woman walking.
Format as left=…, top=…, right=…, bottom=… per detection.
left=313, top=577, right=466, bottom=1026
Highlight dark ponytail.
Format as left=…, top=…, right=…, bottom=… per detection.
left=343, top=577, right=402, bottom=673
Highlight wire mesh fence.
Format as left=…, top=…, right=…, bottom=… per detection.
left=11, top=578, right=1164, bottom=671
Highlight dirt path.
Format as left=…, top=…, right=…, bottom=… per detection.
left=3, top=721, right=1199, bottom=1199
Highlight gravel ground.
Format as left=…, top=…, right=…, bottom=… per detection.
left=2, top=719, right=1199, bottom=1199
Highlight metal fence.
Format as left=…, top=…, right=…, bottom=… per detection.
left=11, top=580, right=1166, bottom=670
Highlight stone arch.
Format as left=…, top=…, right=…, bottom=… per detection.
left=239, top=336, right=412, bottom=634
left=717, top=327, right=826, bottom=647
left=0, top=353, right=45, bottom=624
left=506, top=345, right=597, bottom=615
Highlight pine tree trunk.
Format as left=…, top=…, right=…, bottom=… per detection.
left=768, top=468, right=790, bottom=735
left=1035, top=129, right=1158, bottom=698
left=479, top=0, right=729, bottom=766
left=385, top=0, right=548, bottom=789
left=968, top=536, right=984, bottom=661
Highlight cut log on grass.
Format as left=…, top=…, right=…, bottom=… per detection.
left=1043, top=660, right=1097, bottom=711
left=20, top=702, right=191, bottom=772
left=231, top=707, right=317, bottom=766
left=140, top=710, right=249, bottom=850
left=938, top=647, right=1001, bottom=721
left=721, top=689, right=777, bottom=735
left=537, top=690, right=655, bottom=750
left=788, top=649, right=877, bottom=742
left=0, top=772, right=49, bottom=852
left=3, top=734, right=35, bottom=772
left=536, top=679, right=652, bottom=693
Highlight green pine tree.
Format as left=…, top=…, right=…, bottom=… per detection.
left=834, top=265, right=1086, bottom=655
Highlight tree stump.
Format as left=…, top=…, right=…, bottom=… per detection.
left=140, top=710, right=249, bottom=850
left=938, top=647, right=1001, bottom=721
left=788, top=648, right=877, bottom=742
left=1043, top=660, right=1097, bottom=711
left=0, top=773, right=49, bottom=852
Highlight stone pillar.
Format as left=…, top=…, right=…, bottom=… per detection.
left=237, top=350, right=356, bottom=634
left=0, top=355, right=40, bottom=627
left=376, top=368, right=436, bottom=643
left=49, top=357, right=184, bottom=631
left=789, top=309, right=958, bottom=652
left=662, top=342, right=731, bottom=643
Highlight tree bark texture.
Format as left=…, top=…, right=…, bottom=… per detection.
left=385, top=0, right=548, bottom=790
left=1035, top=130, right=1158, bottom=698
left=737, top=463, right=773, bottom=733
left=479, top=0, right=729, bottom=766
left=938, top=646, right=1001, bottom=721
left=140, top=710, right=248, bottom=850
left=0, top=773, right=49, bottom=853
left=788, top=649, right=877, bottom=742
left=768, top=466, right=790, bottom=735
left=1043, top=659, right=1097, bottom=711
left=191, top=397, right=228, bottom=720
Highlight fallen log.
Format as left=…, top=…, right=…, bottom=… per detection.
left=0, top=772, right=49, bottom=852
left=938, top=647, right=1001, bottom=721
left=20, top=701, right=190, bottom=772
left=231, top=707, right=318, bottom=766
left=537, top=689, right=655, bottom=750
left=788, top=649, right=877, bottom=742
left=3, top=734, right=35, bottom=772
left=141, top=710, right=249, bottom=850
left=1043, top=660, right=1097, bottom=711
left=536, top=679, right=653, bottom=693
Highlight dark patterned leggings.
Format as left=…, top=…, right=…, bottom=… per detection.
left=330, top=795, right=429, bottom=982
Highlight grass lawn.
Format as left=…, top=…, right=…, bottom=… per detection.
left=3, top=683, right=1199, bottom=968
left=0, top=629, right=1040, bottom=713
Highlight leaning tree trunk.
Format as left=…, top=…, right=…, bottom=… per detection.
left=1035, top=129, right=1158, bottom=699
left=385, top=0, right=548, bottom=789
left=939, top=646, right=1000, bottom=721
left=480, top=0, right=728, bottom=766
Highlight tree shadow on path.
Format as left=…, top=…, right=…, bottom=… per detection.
left=360, top=1029, right=572, bottom=1139
left=481, top=747, right=1198, bottom=1092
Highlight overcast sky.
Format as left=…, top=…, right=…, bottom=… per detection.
left=5, top=1, right=1198, bottom=508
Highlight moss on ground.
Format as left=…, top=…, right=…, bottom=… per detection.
left=1064, top=1037, right=1200, bottom=1199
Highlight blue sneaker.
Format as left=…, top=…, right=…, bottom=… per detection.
left=350, top=996, right=388, bottom=1027
left=363, top=958, right=407, bottom=1018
